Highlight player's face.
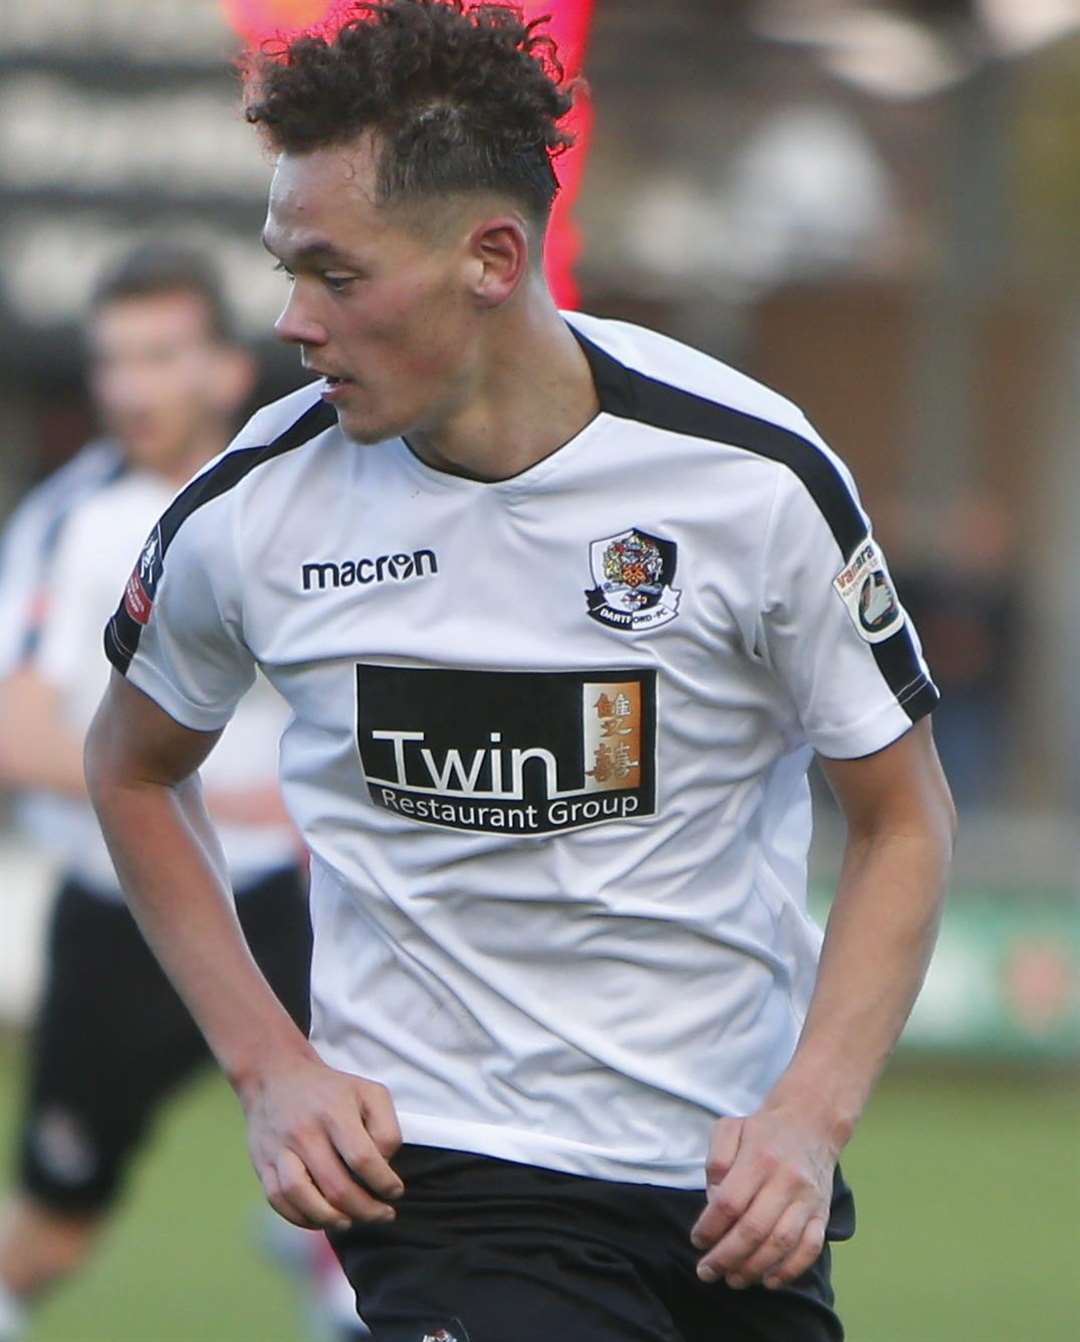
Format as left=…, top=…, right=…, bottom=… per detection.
left=264, top=138, right=481, bottom=445
left=88, top=293, right=239, bottom=473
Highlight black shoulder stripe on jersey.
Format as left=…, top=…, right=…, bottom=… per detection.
left=572, top=327, right=938, bottom=726
left=105, top=398, right=336, bottom=676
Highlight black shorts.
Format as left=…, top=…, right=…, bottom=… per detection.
left=331, top=1145, right=854, bottom=1342
left=16, top=867, right=311, bottom=1214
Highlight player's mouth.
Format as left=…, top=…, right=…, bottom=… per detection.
left=319, top=373, right=356, bottom=402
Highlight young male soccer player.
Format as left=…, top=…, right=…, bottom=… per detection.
left=0, top=246, right=312, bottom=1340
left=84, top=5, right=956, bottom=1339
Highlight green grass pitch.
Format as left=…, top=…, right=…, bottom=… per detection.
left=0, top=1035, right=1076, bottom=1341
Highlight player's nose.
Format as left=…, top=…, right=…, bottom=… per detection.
left=274, top=288, right=327, bottom=347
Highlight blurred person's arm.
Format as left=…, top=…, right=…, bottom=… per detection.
left=202, top=781, right=294, bottom=829
left=691, top=719, right=954, bottom=1288
left=0, top=479, right=292, bottom=819
left=0, top=492, right=52, bottom=682
left=0, top=499, right=104, bottom=795
left=0, top=443, right=124, bottom=682
left=0, top=666, right=87, bottom=795
left=0, top=665, right=295, bottom=822
left=86, top=672, right=402, bottom=1231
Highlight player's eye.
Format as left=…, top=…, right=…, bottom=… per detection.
left=322, top=274, right=357, bottom=293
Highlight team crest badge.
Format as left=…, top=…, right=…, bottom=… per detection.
left=421, top=1331, right=459, bottom=1342
left=585, top=528, right=681, bottom=632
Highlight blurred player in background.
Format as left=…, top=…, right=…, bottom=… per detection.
left=85, top=4, right=956, bottom=1340
left=0, top=245, right=314, bottom=1342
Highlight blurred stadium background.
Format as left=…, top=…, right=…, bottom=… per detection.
left=0, top=0, right=1077, bottom=1338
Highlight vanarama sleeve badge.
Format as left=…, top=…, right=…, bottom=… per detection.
left=585, top=528, right=681, bottom=631
left=833, top=536, right=904, bottom=643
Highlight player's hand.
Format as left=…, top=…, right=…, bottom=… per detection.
left=239, top=1051, right=404, bottom=1232
left=690, top=1105, right=837, bottom=1290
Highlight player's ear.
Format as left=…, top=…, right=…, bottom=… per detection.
left=465, top=214, right=530, bottom=309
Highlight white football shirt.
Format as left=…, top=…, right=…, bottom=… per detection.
left=38, top=469, right=298, bottom=898
left=104, top=315, right=937, bottom=1188
left=0, top=442, right=126, bottom=855
left=0, top=441, right=125, bottom=677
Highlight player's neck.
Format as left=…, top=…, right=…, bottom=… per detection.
left=405, top=288, right=599, bottom=483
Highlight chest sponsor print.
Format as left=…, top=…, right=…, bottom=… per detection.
left=356, top=664, right=657, bottom=835
left=585, top=527, right=681, bottom=632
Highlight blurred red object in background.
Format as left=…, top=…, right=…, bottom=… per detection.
left=220, top=0, right=594, bottom=307
left=220, top=0, right=349, bottom=44
left=533, top=0, right=594, bottom=309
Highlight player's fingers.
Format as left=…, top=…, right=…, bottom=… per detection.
left=261, top=1161, right=312, bottom=1230
left=724, top=1202, right=811, bottom=1287
left=357, top=1080, right=403, bottom=1160
left=762, top=1215, right=827, bottom=1290
left=295, top=1132, right=398, bottom=1224
left=263, top=1154, right=346, bottom=1231
left=691, top=1136, right=760, bottom=1250
left=274, top=1148, right=354, bottom=1231
left=695, top=1185, right=787, bottom=1284
left=705, top=1117, right=742, bottom=1190
left=326, top=1106, right=404, bottom=1204
left=354, top=1080, right=405, bottom=1171
left=690, top=1118, right=745, bottom=1248
left=265, top=1180, right=321, bottom=1231
left=265, top=1192, right=314, bottom=1229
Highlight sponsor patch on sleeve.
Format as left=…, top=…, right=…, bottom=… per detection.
left=833, top=537, right=904, bottom=644
left=123, top=524, right=163, bottom=627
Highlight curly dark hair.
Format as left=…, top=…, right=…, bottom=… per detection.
left=242, top=0, right=576, bottom=226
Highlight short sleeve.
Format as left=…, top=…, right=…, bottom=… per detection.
left=0, top=524, right=31, bottom=677
left=36, top=505, right=108, bottom=694
left=0, top=495, right=54, bottom=678
left=0, top=444, right=123, bottom=678
left=759, top=464, right=938, bottom=759
left=104, top=494, right=256, bottom=733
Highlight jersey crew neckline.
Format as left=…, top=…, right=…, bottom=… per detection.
left=394, top=409, right=611, bottom=494
left=103, top=312, right=938, bottom=1187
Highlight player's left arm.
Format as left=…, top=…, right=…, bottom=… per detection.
left=691, top=716, right=955, bottom=1289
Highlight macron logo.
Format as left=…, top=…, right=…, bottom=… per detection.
left=301, top=549, right=438, bottom=592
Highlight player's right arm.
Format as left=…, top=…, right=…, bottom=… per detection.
left=85, top=434, right=403, bottom=1228
left=85, top=671, right=403, bottom=1229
